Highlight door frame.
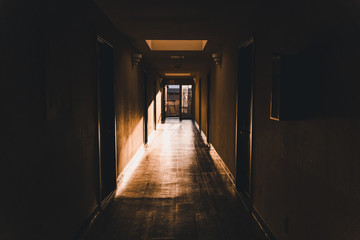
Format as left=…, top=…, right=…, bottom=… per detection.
left=179, top=85, right=183, bottom=120
left=161, top=78, right=194, bottom=120
left=164, top=84, right=181, bottom=118
left=234, top=36, right=255, bottom=208
left=96, top=35, right=117, bottom=208
left=180, top=84, right=193, bottom=120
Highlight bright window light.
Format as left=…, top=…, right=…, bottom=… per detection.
left=146, top=40, right=207, bottom=51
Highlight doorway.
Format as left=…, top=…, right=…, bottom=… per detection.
left=143, top=72, right=148, bottom=144
left=165, top=85, right=180, bottom=117
left=97, top=37, right=117, bottom=203
left=236, top=38, right=254, bottom=206
left=181, top=85, right=192, bottom=119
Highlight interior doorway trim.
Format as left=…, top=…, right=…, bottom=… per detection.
left=96, top=35, right=117, bottom=208
left=234, top=36, right=255, bottom=208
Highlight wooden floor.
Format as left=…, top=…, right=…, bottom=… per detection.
left=83, top=118, right=267, bottom=240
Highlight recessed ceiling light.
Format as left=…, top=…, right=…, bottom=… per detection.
left=146, top=40, right=207, bottom=51
left=164, top=73, right=191, bottom=77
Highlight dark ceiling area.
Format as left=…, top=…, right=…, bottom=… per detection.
left=94, top=0, right=262, bottom=78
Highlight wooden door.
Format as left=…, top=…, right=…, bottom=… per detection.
left=236, top=38, right=254, bottom=205
left=97, top=37, right=116, bottom=202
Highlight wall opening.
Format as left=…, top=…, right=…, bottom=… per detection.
left=97, top=36, right=117, bottom=203
left=181, top=85, right=192, bottom=119
left=235, top=38, right=255, bottom=207
left=165, top=85, right=180, bottom=117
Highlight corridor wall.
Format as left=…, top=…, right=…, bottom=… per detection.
left=95, top=6, right=157, bottom=176
left=205, top=1, right=360, bottom=239
left=0, top=1, right=158, bottom=238
left=0, top=0, right=99, bottom=239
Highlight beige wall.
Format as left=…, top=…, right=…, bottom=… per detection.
left=155, top=77, right=162, bottom=126
left=209, top=42, right=239, bottom=174
left=95, top=7, right=146, bottom=175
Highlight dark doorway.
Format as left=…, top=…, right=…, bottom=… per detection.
left=236, top=38, right=254, bottom=205
left=165, top=85, right=180, bottom=117
left=97, top=37, right=117, bottom=203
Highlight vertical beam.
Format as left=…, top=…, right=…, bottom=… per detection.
left=192, top=83, right=195, bottom=120
left=143, top=72, right=148, bottom=144
left=179, top=84, right=182, bottom=120
left=153, top=77, right=157, bottom=130
left=161, top=85, right=165, bottom=123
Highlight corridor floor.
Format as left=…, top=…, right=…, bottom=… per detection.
left=83, top=118, right=267, bottom=240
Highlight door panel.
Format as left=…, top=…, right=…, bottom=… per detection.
left=97, top=37, right=116, bottom=201
left=236, top=39, right=254, bottom=203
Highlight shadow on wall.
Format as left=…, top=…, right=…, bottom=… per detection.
left=273, top=29, right=346, bottom=121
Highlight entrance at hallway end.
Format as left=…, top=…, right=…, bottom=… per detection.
left=163, top=80, right=194, bottom=120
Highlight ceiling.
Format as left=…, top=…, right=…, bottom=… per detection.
left=94, top=0, right=261, bottom=78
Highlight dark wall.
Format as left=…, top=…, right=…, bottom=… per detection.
left=95, top=6, right=157, bottom=174
left=0, top=1, right=158, bottom=239
left=205, top=0, right=360, bottom=239
left=0, top=0, right=98, bottom=238
left=251, top=3, right=360, bottom=239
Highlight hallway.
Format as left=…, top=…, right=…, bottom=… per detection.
left=83, top=119, right=266, bottom=240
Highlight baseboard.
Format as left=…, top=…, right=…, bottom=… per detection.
left=208, top=143, right=236, bottom=187
left=147, top=130, right=156, bottom=145
left=200, top=130, right=208, bottom=145
left=194, top=121, right=200, bottom=131
left=100, top=190, right=115, bottom=209
left=75, top=143, right=148, bottom=239
left=74, top=190, right=115, bottom=240
left=252, top=208, right=277, bottom=240
left=206, top=143, right=277, bottom=240
left=194, top=121, right=209, bottom=146
left=117, top=144, right=145, bottom=185
left=73, top=205, right=99, bottom=240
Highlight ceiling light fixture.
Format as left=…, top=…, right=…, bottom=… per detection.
left=164, top=73, right=191, bottom=77
left=146, top=40, right=207, bottom=51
